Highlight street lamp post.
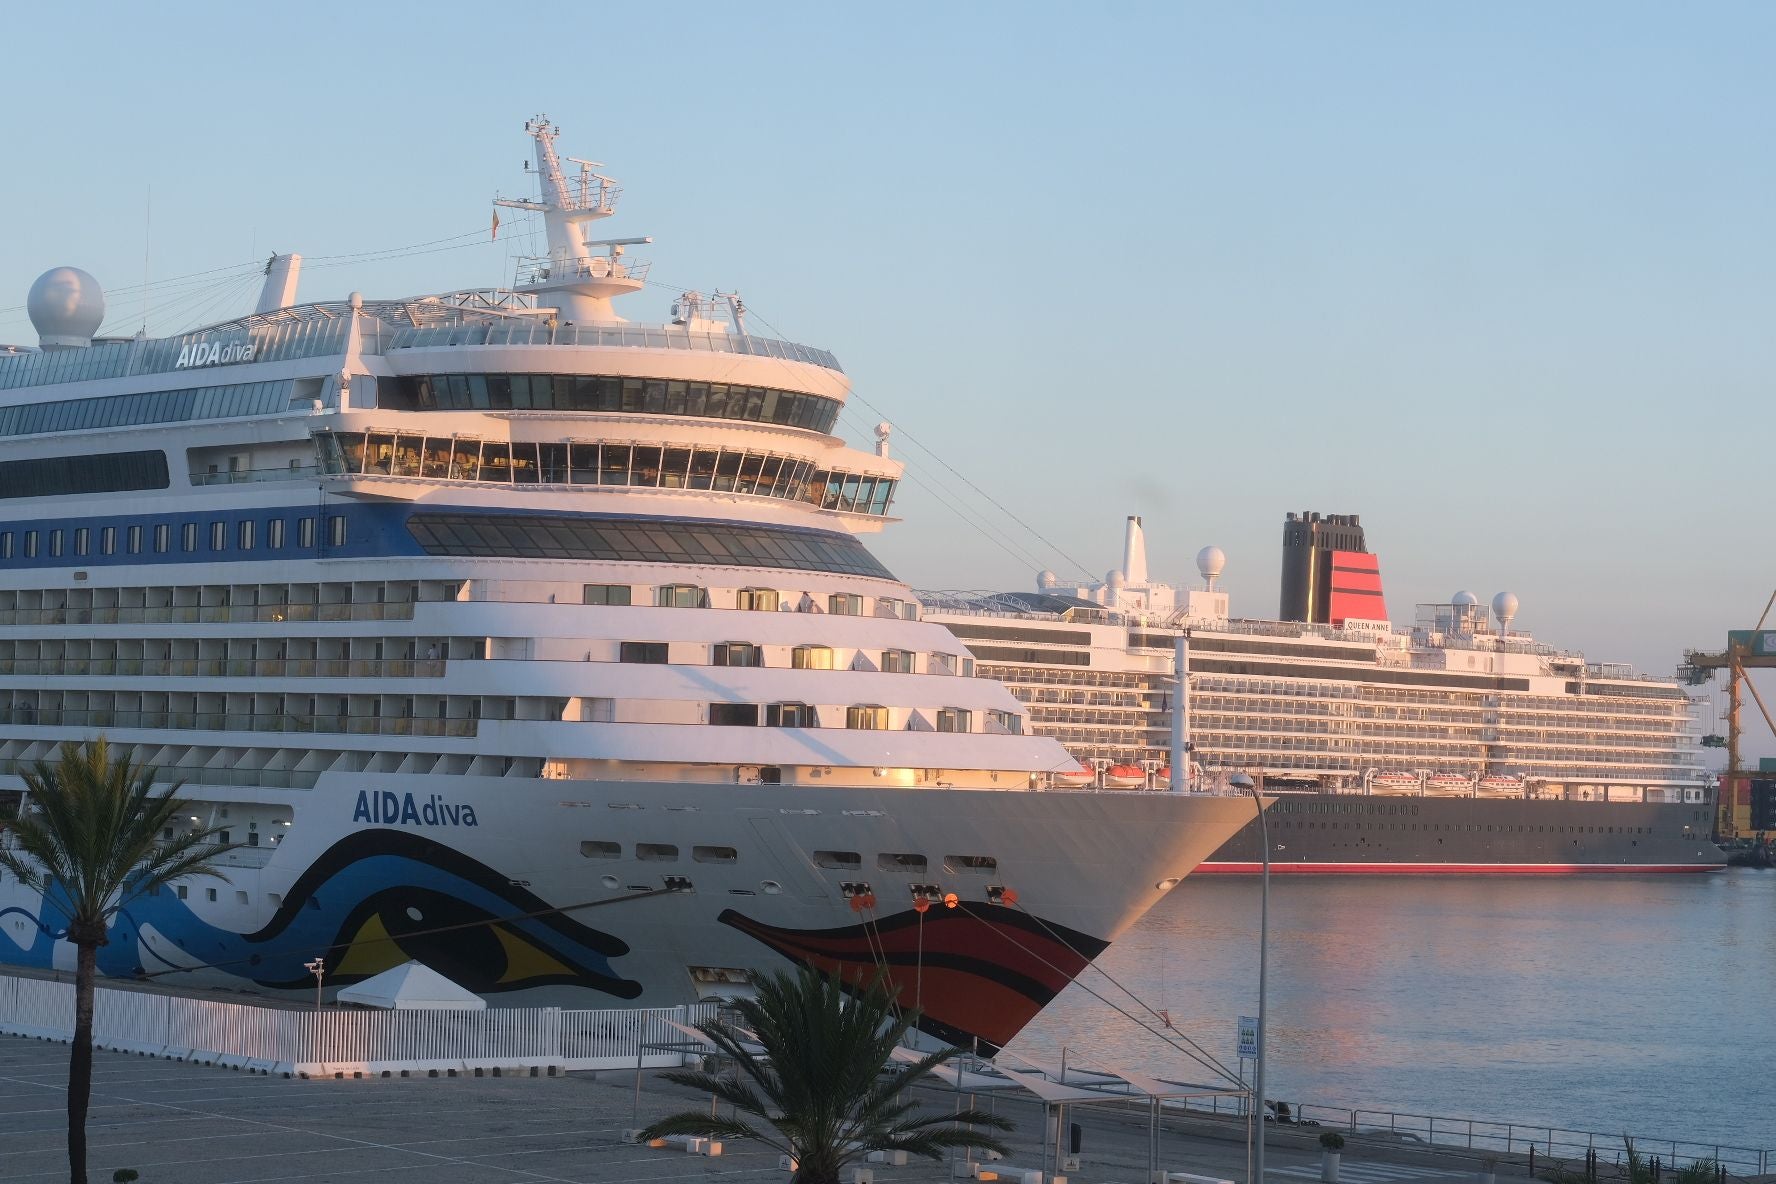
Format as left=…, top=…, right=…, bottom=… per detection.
left=304, top=957, right=325, bottom=1010
left=1230, top=772, right=1268, bottom=1184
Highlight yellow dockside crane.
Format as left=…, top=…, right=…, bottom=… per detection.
left=1679, top=589, right=1776, bottom=839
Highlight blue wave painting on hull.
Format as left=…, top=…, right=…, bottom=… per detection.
left=0, top=829, right=642, bottom=999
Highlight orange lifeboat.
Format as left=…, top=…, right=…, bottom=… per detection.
left=1052, top=764, right=1096, bottom=788
left=1104, top=764, right=1146, bottom=789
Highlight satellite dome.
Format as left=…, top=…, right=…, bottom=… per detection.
left=1037, top=569, right=1059, bottom=590
left=1105, top=568, right=1126, bottom=589
left=27, top=267, right=105, bottom=349
left=1196, top=546, right=1227, bottom=587
left=1452, top=590, right=1478, bottom=608
left=1492, top=591, right=1520, bottom=630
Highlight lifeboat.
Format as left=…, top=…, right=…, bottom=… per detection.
left=1370, top=771, right=1420, bottom=790
left=1426, top=773, right=1473, bottom=792
left=1104, top=764, right=1147, bottom=789
left=1052, top=764, right=1096, bottom=788
left=1478, top=774, right=1524, bottom=793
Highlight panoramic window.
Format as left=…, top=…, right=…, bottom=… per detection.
left=406, top=513, right=895, bottom=580
left=377, top=373, right=845, bottom=434
left=881, top=649, right=915, bottom=674
left=712, top=642, right=762, bottom=668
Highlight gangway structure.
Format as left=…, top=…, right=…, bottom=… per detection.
left=1678, top=592, right=1776, bottom=837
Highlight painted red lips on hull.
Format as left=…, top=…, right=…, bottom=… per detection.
left=719, top=903, right=1109, bottom=1051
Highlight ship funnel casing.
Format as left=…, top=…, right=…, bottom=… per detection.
left=28, top=267, right=105, bottom=349
left=1122, top=516, right=1149, bottom=585
left=255, top=254, right=302, bottom=315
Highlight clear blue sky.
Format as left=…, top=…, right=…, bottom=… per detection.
left=2, top=2, right=1771, bottom=748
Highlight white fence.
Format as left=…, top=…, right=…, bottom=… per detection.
left=0, top=973, right=716, bottom=1078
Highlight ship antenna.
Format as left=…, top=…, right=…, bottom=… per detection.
left=493, top=116, right=652, bottom=325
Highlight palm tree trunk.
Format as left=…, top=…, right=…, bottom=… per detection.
left=68, top=940, right=95, bottom=1184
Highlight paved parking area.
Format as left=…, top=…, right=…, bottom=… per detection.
left=0, top=1034, right=1526, bottom=1184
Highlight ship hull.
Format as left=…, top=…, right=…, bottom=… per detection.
left=0, top=775, right=1256, bottom=1051
left=1197, top=793, right=1723, bottom=874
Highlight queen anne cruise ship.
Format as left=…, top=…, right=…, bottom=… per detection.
left=0, top=119, right=1258, bottom=1051
left=920, top=515, right=1721, bottom=873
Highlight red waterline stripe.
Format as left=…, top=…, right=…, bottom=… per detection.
left=1194, top=862, right=1722, bottom=875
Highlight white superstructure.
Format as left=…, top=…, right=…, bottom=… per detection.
left=0, top=122, right=1256, bottom=1051
left=925, top=518, right=1710, bottom=804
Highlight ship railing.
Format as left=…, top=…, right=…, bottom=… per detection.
left=384, top=320, right=843, bottom=371
left=0, top=658, right=447, bottom=679
left=1240, top=1103, right=1772, bottom=1178
left=0, top=603, right=416, bottom=626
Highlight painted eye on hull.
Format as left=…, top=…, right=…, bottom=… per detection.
left=329, top=887, right=584, bottom=990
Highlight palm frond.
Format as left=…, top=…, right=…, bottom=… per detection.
left=2, top=739, right=241, bottom=937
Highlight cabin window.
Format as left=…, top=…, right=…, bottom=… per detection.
left=813, top=850, right=861, bottom=870
left=846, top=705, right=889, bottom=730
left=709, top=703, right=760, bottom=726
left=937, top=708, right=972, bottom=733
left=210, top=521, right=226, bottom=551
left=877, top=853, right=927, bottom=873
left=712, top=642, right=762, bottom=668
left=583, top=583, right=632, bottom=606
left=792, top=645, right=833, bottom=670
left=766, top=703, right=816, bottom=728
left=881, top=649, right=915, bottom=674
left=737, top=587, right=779, bottom=611
left=579, top=841, right=620, bottom=860
left=828, top=593, right=862, bottom=616
left=636, top=843, right=679, bottom=862
left=694, top=845, right=739, bottom=864
left=656, top=584, right=706, bottom=609
left=946, top=855, right=997, bottom=875
left=620, top=642, right=669, bottom=664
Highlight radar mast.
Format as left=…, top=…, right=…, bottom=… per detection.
left=494, top=116, right=652, bottom=323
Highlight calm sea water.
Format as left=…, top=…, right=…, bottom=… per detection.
left=1010, top=871, right=1776, bottom=1151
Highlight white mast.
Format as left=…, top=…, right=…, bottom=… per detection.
left=495, top=116, right=652, bottom=324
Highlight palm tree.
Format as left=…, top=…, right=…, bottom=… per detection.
left=0, top=738, right=235, bottom=1184
left=638, top=966, right=1013, bottom=1184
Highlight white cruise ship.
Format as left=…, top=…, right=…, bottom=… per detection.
left=0, top=119, right=1257, bottom=1051
left=921, top=515, right=1720, bottom=874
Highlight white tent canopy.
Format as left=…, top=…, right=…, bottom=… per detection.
left=335, top=961, right=486, bottom=1010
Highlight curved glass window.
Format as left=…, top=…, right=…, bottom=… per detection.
left=312, top=432, right=884, bottom=511
left=406, top=512, right=896, bottom=580
left=378, top=373, right=843, bottom=434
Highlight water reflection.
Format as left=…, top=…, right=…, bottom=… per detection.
left=1011, top=872, right=1776, bottom=1146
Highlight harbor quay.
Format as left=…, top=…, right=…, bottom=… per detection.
left=0, top=1031, right=1732, bottom=1184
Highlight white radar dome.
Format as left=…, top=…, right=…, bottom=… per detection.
left=1452, top=590, right=1478, bottom=607
left=28, top=267, right=105, bottom=349
left=1492, top=591, right=1519, bottom=629
left=1196, top=546, right=1227, bottom=586
left=1106, top=568, right=1126, bottom=590
left=1037, top=570, right=1059, bottom=590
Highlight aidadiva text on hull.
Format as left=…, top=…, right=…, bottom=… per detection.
left=0, top=119, right=1258, bottom=1052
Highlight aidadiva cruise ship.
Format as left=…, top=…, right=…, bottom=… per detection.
left=919, top=514, right=1722, bottom=875
left=0, top=119, right=1258, bottom=1051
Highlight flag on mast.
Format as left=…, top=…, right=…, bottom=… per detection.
left=491, top=209, right=501, bottom=241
